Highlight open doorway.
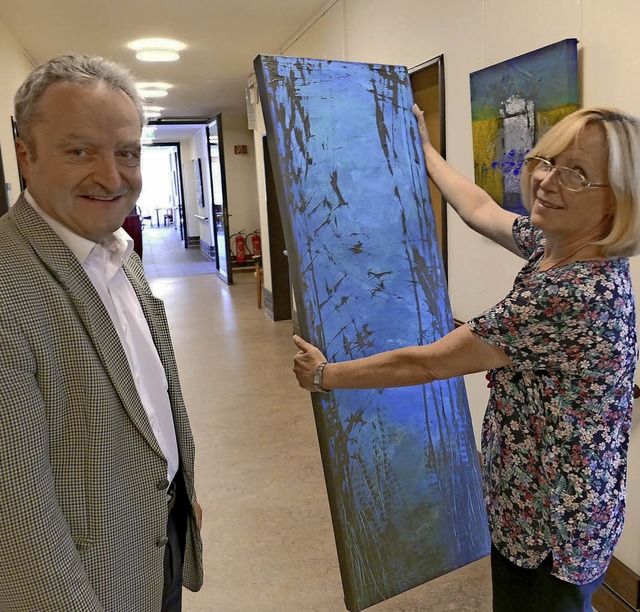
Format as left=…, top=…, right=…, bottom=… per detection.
left=139, top=143, right=186, bottom=247
left=410, top=55, right=447, bottom=277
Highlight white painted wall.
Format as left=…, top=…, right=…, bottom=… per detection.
left=251, top=102, right=271, bottom=288
left=150, top=137, right=197, bottom=240
left=178, top=136, right=210, bottom=245
left=191, top=127, right=215, bottom=246
left=0, top=20, right=34, bottom=206
left=151, top=131, right=213, bottom=245
left=283, top=0, right=346, bottom=60
left=175, top=119, right=260, bottom=252
left=277, top=0, right=640, bottom=572
left=178, top=138, right=200, bottom=239
left=221, top=114, right=260, bottom=239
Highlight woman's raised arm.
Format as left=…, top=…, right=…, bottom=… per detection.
left=413, top=104, right=521, bottom=255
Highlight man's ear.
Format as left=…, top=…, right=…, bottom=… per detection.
left=15, top=138, right=31, bottom=183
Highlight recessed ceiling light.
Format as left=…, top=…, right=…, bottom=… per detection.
left=144, top=105, right=163, bottom=119
left=128, top=38, right=186, bottom=62
left=138, top=50, right=179, bottom=62
left=136, top=82, right=172, bottom=99
left=136, top=82, right=172, bottom=91
left=139, top=89, right=169, bottom=99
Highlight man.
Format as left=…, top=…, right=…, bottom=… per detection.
left=0, top=54, right=203, bottom=611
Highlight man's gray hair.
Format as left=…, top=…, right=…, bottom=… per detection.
left=14, top=53, right=146, bottom=145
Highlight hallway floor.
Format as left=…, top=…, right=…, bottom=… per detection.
left=143, top=227, right=493, bottom=611
left=142, top=224, right=216, bottom=280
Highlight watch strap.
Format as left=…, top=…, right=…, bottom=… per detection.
left=312, top=362, right=329, bottom=393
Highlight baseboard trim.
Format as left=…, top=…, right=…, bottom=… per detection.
left=263, top=288, right=274, bottom=320
left=199, top=240, right=215, bottom=261
left=594, top=583, right=636, bottom=612
left=600, top=556, right=640, bottom=610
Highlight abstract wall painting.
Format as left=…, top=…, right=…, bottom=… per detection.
left=255, top=55, right=490, bottom=611
left=470, top=38, right=579, bottom=215
left=193, top=158, right=205, bottom=208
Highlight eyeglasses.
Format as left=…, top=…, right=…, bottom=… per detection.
left=524, top=156, right=610, bottom=193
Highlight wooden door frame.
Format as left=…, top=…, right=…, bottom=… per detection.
left=410, top=54, right=448, bottom=278
left=262, top=135, right=292, bottom=321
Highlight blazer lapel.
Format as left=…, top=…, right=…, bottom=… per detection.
left=122, top=257, right=195, bottom=460
left=9, top=196, right=164, bottom=458
left=122, top=261, right=182, bottom=407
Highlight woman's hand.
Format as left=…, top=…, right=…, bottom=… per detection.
left=412, top=103, right=431, bottom=148
left=293, top=335, right=328, bottom=391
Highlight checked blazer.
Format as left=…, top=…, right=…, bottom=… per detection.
left=0, top=195, right=203, bottom=611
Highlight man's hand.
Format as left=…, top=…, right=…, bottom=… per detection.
left=194, top=500, right=203, bottom=530
left=293, top=335, right=328, bottom=391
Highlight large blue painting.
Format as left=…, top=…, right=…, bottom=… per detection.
left=255, top=55, right=490, bottom=611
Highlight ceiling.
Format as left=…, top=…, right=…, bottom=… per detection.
left=0, top=0, right=331, bottom=124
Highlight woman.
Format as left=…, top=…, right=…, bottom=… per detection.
left=293, top=105, right=640, bottom=611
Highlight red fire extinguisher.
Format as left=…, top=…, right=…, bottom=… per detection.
left=234, top=232, right=247, bottom=264
left=250, top=230, right=261, bottom=258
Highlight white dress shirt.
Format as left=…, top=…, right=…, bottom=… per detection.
left=25, top=191, right=179, bottom=483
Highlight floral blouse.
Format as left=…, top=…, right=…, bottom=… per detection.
left=468, top=216, right=637, bottom=585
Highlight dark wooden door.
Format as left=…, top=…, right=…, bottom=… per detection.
left=263, top=137, right=291, bottom=321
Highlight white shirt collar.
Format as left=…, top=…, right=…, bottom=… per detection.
left=24, top=189, right=134, bottom=268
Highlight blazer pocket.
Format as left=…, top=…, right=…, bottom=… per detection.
left=60, top=493, right=94, bottom=552
left=72, top=534, right=95, bottom=552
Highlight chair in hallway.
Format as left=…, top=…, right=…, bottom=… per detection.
left=163, top=207, right=174, bottom=226
left=122, top=210, right=143, bottom=258
left=137, top=205, right=153, bottom=227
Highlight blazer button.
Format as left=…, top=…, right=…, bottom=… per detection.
left=156, top=536, right=169, bottom=547
left=157, top=479, right=170, bottom=490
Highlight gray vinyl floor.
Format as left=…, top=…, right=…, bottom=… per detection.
left=142, top=224, right=215, bottom=279
left=143, top=225, right=493, bottom=611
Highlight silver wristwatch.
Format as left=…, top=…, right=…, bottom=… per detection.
left=312, top=362, right=329, bottom=393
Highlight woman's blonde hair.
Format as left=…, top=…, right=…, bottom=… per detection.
left=521, top=107, right=640, bottom=257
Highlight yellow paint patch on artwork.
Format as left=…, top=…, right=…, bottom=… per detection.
left=472, top=118, right=503, bottom=203
left=472, top=104, right=580, bottom=208
left=535, top=104, right=580, bottom=139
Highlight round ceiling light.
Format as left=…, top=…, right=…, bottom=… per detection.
left=136, top=82, right=172, bottom=99
left=139, top=89, right=169, bottom=99
left=128, top=38, right=186, bottom=62
left=136, top=82, right=172, bottom=90
left=144, top=105, right=163, bottom=119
